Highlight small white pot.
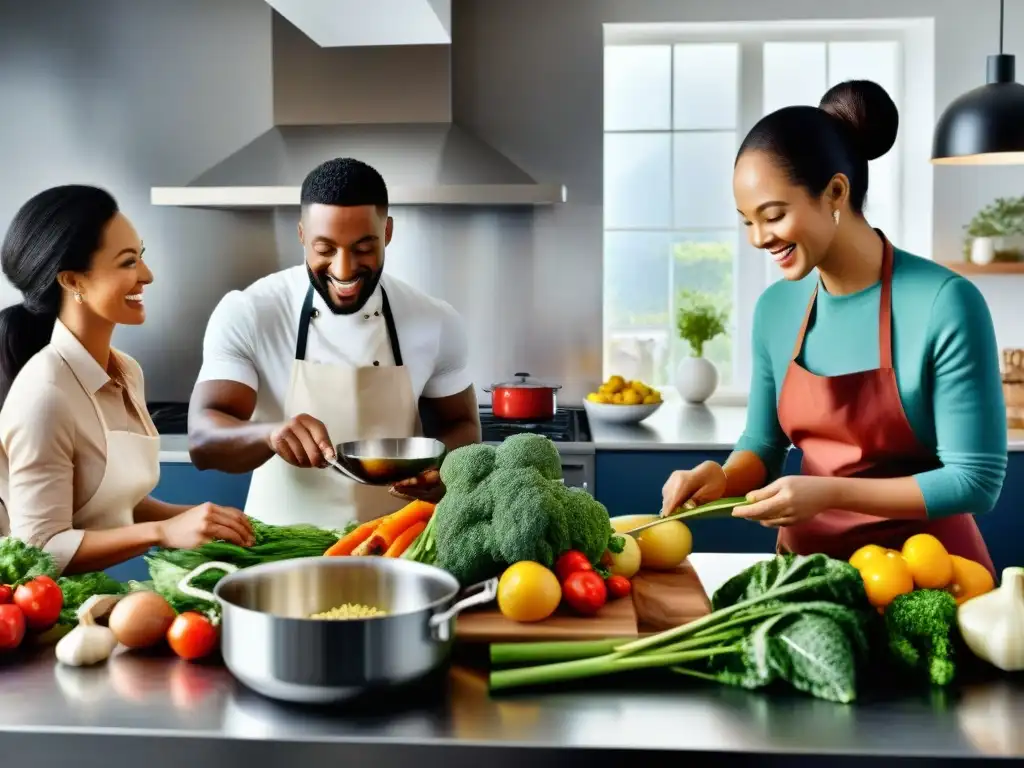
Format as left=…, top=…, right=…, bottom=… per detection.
left=675, top=355, right=718, bottom=404
left=971, top=237, right=996, bottom=266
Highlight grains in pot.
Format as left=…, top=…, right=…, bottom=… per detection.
left=310, top=603, right=387, bottom=620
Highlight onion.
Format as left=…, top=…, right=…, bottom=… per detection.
left=107, top=591, right=176, bottom=649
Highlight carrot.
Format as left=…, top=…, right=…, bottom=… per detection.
left=364, top=500, right=436, bottom=555
left=383, top=520, right=427, bottom=558
left=324, top=518, right=383, bottom=556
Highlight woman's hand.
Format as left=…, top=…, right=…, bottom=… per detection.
left=733, top=475, right=837, bottom=527
left=661, top=461, right=728, bottom=516
left=156, top=503, right=254, bottom=549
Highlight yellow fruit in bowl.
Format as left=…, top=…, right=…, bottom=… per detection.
left=620, top=388, right=642, bottom=405
left=901, top=533, right=954, bottom=589
left=643, top=393, right=662, bottom=405
left=586, top=392, right=609, bottom=403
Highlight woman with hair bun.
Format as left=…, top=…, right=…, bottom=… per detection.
left=661, top=80, right=1006, bottom=574
left=0, top=185, right=252, bottom=575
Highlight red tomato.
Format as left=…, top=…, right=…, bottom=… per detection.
left=555, top=550, right=593, bottom=583
left=167, top=612, right=219, bottom=661
left=0, top=604, right=26, bottom=651
left=561, top=571, right=607, bottom=615
left=0, top=585, right=12, bottom=604
left=605, top=575, right=632, bottom=600
left=13, top=576, right=63, bottom=631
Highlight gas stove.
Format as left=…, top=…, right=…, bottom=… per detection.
left=478, top=406, right=591, bottom=444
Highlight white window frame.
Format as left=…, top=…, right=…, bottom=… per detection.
left=603, top=19, right=934, bottom=405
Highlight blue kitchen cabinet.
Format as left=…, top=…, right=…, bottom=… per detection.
left=595, top=450, right=1023, bottom=574
left=594, top=450, right=779, bottom=555
left=104, top=464, right=253, bottom=582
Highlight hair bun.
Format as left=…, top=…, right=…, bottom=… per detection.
left=819, top=79, right=899, bottom=161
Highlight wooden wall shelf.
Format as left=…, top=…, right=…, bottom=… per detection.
left=939, top=261, right=1024, bottom=275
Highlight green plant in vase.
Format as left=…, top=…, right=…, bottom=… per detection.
left=964, top=196, right=1024, bottom=263
left=674, top=289, right=728, bottom=404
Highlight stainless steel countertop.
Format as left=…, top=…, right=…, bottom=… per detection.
left=0, top=638, right=1021, bottom=766
left=1, top=553, right=1022, bottom=766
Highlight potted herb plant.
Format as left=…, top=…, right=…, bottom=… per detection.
left=964, top=196, right=1024, bottom=265
left=674, top=289, right=728, bottom=404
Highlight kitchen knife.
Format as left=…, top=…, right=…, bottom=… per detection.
left=621, top=496, right=750, bottom=536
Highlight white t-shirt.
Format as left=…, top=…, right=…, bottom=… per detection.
left=196, top=266, right=472, bottom=423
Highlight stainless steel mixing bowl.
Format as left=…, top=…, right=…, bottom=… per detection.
left=178, top=556, right=496, bottom=704
left=327, top=437, right=446, bottom=485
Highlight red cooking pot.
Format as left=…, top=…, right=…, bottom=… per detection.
left=484, top=372, right=562, bottom=421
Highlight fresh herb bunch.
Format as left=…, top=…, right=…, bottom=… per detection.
left=676, top=289, right=728, bottom=358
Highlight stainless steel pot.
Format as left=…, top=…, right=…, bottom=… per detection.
left=177, top=557, right=497, bottom=705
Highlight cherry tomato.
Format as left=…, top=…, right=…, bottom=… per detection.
left=0, top=604, right=26, bottom=651
left=13, top=576, right=63, bottom=631
left=561, top=571, right=607, bottom=615
left=167, top=612, right=219, bottom=661
left=605, top=575, right=632, bottom=600
left=554, top=550, right=593, bottom=583
left=0, top=585, right=12, bottom=604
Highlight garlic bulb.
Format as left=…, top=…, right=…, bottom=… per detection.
left=957, top=567, right=1024, bottom=672
left=54, top=594, right=123, bottom=667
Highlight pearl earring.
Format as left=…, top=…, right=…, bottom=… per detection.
left=833, top=210, right=841, bottom=226
left=74, top=291, right=84, bottom=304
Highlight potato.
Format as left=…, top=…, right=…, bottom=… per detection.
left=606, top=534, right=641, bottom=578
left=611, top=515, right=692, bottom=570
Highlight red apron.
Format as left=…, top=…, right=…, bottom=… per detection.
left=775, top=234, right=995, bottom=576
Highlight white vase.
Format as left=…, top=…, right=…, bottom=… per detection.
left=971, top=237, right=996, bottom=266
left=675, top=355, right=719, bottom=404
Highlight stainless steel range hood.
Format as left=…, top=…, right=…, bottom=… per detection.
left=151, top=4, right=565, bottom=209
left=151, top=122, right=567, bottom=209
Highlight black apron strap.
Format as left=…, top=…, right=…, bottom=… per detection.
left=294, top=284, right=404, bottom=366
left=381, top=288, right=404, bottom=367
left=294, top=285, right=316, bottom=361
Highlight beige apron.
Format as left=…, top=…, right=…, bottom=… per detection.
left=243, top=286, right=420, bottom=528
left=55, top=360, right=161, bottom=572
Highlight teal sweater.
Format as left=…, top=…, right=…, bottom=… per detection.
left=735, top=248, right=1007, bottom=518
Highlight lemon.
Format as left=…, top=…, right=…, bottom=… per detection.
left=606, top=534, right=642, bottom=578
left=611, top=515, right=691, bottom=570
left=901, top=534, right=954, bottom=590
left=497, top=562, right=562, bottom=623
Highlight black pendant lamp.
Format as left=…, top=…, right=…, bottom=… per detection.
left=932, top=0, right=1024, bottom=165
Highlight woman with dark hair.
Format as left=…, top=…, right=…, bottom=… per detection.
left=661, top=81, right=1007, bottom=575
left=0, top=185, right=253, bottom=575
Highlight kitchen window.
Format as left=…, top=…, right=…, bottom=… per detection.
left=602, top=20, right=934, bottom=398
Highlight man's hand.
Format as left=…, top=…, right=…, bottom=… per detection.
left=389, top=469, right=444, bottom=503
left=267, top=414, right=335, bottom=468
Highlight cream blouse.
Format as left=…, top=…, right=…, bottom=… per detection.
left=0, top=320, right=155, bottom=561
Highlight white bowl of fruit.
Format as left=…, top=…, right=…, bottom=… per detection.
left=583, top=375, right=663, bottom=424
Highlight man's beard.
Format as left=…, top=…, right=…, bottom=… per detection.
left=307, top=264, right=384, bottom=316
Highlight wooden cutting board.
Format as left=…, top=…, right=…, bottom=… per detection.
left=456, top=559, right=711, bottom=643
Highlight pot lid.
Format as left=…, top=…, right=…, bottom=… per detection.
left=490, top=372, right=562, bottom=390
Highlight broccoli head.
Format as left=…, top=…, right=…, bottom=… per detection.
left=409, top=436, right=617, bottom=585
left=884, top=588, right=959, bottom=686
left=495, top=433, right=563, bottom=481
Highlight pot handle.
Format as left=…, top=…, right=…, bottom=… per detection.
left=177, top=561, right=239, bottom=603
left=428, top=577, right=499, bottom=642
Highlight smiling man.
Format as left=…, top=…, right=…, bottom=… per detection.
left=187, top=158, right=481, bottom=527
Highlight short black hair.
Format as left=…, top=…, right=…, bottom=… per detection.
left=736, top=80, right=899, bottom=214
left=300, top=157, right=389, bottom=210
